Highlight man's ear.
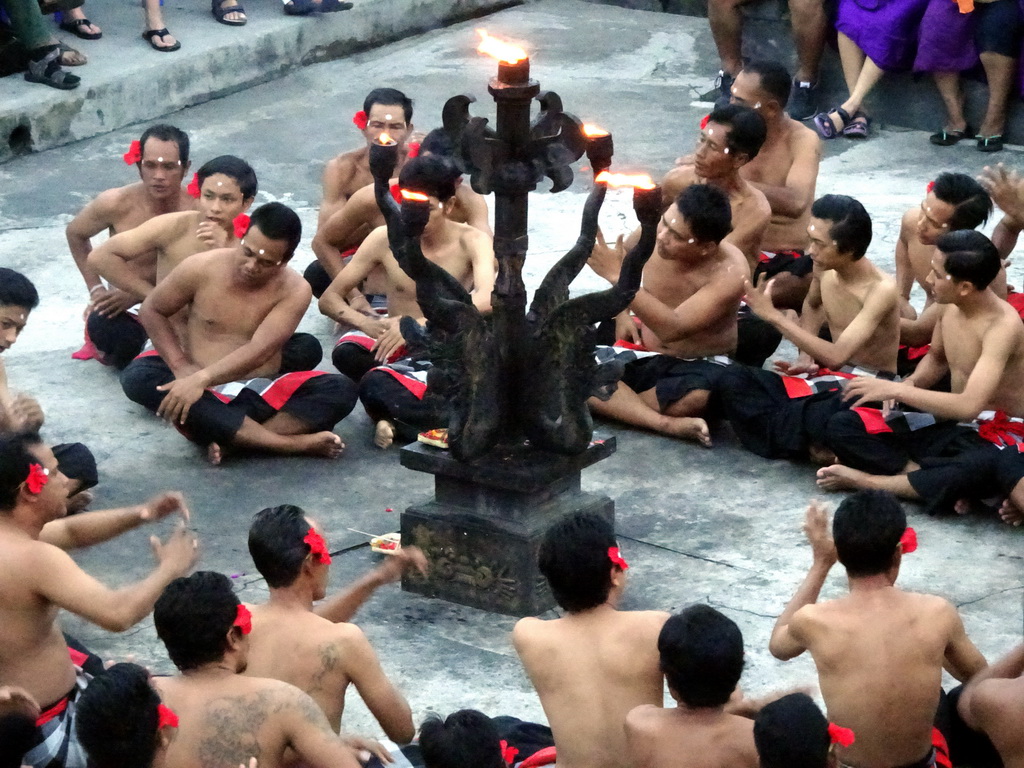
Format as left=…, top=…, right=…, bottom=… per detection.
left=242, top=197, right=255, bottom=213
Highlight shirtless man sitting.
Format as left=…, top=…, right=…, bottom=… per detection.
left=587, top=184, right=749, bottom=445
left=89, top=155, right=257, bottom=301
left=895, top=174, right=994, bottom=350
left=957, top=641, right=1024, bottom=768
left=816, top=231, right=1024, bottom=521
left=312, top=128, right=491, bottom=314
left=730, top=61, right=821, bottom=310
left=243, top=504, right=416, bottom=742
left=662, top=104, right=771, bottom=267
left=67, top=125, right=196, bottom=368
left=319, top=155, right=495, bottom=448
left=625, top=605, right=758, bottom=768
left=769, top=492, right=986, bottom=768
left=0, top=432, right=198, bottom=768
left=744, top=194, right=900, bottom=375
left=513, top=511, right=669, bottom=768
left=120, top=203, right=357, bottom=464
left=151, top=572, right=363, bottom=768
left=307, top=87, right=416, bottom=296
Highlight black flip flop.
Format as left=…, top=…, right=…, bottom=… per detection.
left=142, top=28, right=181, bottom=52
left=58, top=17, right=102, bottom=40
left=212, top=0, right=247, bottom=25
left=929, top=126, right=971, bottom=146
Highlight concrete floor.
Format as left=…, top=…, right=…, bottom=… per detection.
left=0, top=0, right=1021, bottom=737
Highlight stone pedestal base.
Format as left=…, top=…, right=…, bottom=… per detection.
left=400, top=436, right=616, bottom=616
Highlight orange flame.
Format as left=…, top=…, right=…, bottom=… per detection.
left=595, top=171, right=656, bottom=190
left=377, top=132, right=396, bottom=145
left=583, top=124, right=609, bottom=138
left=476, top=29, right=527, bottom=64
left=400, top=189, right=430, bottom=201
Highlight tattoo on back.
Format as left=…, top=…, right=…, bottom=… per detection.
left=307, top=641, right=342, bottom=696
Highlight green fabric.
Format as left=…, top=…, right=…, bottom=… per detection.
left=2, top=0, right=53, bottom=51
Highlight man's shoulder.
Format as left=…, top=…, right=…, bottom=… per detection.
left=786, top=119, right=821, bottom=151
left=89, top=183, right=144, bottom=213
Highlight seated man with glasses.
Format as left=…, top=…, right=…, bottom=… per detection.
left=120, top=203, right=358, bottom=465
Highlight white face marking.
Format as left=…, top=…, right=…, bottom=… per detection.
left=258, top=249, right=266, bottom=256
left=216, top=182, right=223, bottom=187
left=723, top=147, right=730, bottom=155
left=17, top=313, right=25, bottom=321
left=687, top=238, right=695, bottom=244
left=809, top=224, right=815, bottom=232
left=385, top=113, right=393, bottom=120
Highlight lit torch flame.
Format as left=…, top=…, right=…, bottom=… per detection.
left=377, top=132, right=396, bottom=145
left=400, top=189, right=430, bottom=202
left=595, top=171, right=656, bottom=190
left=583, top=124, right=610, bottom=138
left=476, top=29, right=527, bottom=64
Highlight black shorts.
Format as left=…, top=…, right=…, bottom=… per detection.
left=621, top=356, right=730, bottom=410
left=753, top=250, right=814, bottom=282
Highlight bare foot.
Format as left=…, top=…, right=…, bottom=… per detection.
left=807, top=444, right=837, bottom=466
left=374, top=420, right=395, bottom=449
left=664, top=417, right=711, bottom=447
left=295, top=432, right=344, bottom=458
left=816, top=464, right=868, bottom=491
left=998, top=498, right=1024, bottom=527
left=65, top=490, right=93, bottom=514
left=207, top=442, right=223, bottom=466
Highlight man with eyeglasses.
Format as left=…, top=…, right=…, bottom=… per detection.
left=120, top=203, right=358, bottom=464
left=66, top=124, right=196, bottom=368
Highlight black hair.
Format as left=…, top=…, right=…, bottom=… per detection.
left=707, top=104, right=767, bottom=160
left=196, top=155, right=258, bottom=200
left=538, top=511, right=620, bottom=613
left=248, top=202, right=302, bottom=260
left=249, top=504, right=315, bottom=588
left=833, top=490, right=907, bottom=577
left=398, top=155, right=462, bottom=203
left=674, top=185, right=733, bottom=244
left=932, top=173, right=992, bottom=231
left=810, top=195, right=872, bottom=260
left=659, top=605, right=744, bottom=708
left=154, top=571, right=240, bottom=671
left=363, top=88, right=414, bottom=124
left=138, top=124, right=190, bottom=165
left=754, top=693, right=831, bottom=768
left=937, top=230, right=1002, bottom=290
left=420, top=128, right=460, bottom=163
left=76, top=663, right=161, bottom=768
left=0, top=431, right=43, bottom=511
left=419, top=710, right=505, bottom=768
left=742, top=60, right=793, bottom=107
left=0, top=268, right=39, bottom=310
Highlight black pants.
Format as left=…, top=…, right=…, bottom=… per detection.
left=332, top=339, right=377, bottom=382
left=359, top=369, right=443, bottom=440
left=303, top=261, right=332, bottom=299
left=120, top=355, right=357, bottom=446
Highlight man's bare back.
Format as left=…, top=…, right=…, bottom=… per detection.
left=513, top=607, right=669, bottom=768
left=626, top=705, right=757, bottom=768
left=155, top=673, right=349, bottom=768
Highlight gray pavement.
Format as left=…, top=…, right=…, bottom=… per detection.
left=1, top=0, right=1022, bottom=737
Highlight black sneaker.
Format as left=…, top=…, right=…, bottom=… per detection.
left=788, top=80, right=817, bottom=121
left=701, top=70, right=735, bottom=105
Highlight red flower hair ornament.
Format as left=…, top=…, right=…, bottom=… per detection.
left=828, top=723, right=856, bottom=748
left=926, top=180, right=935, bottom=194
left=700, top=114, right=711, bottom=130
left=500, top=740, right=519, bottom=765
left=234, top=604, right=252, bottom=635
left=157, top=703, right=180, bottom=729
left=352, top=110, right=369, bottom=130
left=304, top=527, right=333, bottom=564
left=187, top=173, right=201, bottom=199
left=407, top=142, right=421, bottom=159
left=233, top=214, right=250, bottom=240
left=608, top=547, right=629, bottom=570
left=123, top=140, right=142, bottom=165
left=25, top=464, right=49, bottom=494
left=899, top=527, right=918, bottom=554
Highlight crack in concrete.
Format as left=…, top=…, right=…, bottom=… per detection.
left=705, top=599, right=777, bottom=620
left=620, top=534, right=754, bottom=572
left=955, top=585, right=1024, bottom=609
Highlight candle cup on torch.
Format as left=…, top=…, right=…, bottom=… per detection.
left=583, top=125, right=613, bottom=175
left=399, top=189, right=432, bottom=238
left=369, top=136, right=400, bottom=183
left=632, top=184, right=661, bottom=227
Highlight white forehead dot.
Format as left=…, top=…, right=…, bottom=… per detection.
left=216, top=182, right=223, bottom=187
left=809, top=224, right=816, bottom=231
left=258, top=249, right=266, bottom=256
left=157, top=157, right=164, bottom=162
left=687, top=238, right=695, bottom=244
left=723, top=148, right=730, bottom=154
left=385, top=114, right=392, bottom=120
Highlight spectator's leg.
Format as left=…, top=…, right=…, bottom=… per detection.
left=836, top=31, right=866, bottom=96
left=142, top=0, right=179, bottom=50
left=978, top=52, right=1016, bottom=138
left=838, top=45, right=884, bottom=116
left=932, top=72, right=968, bottom=134
left=60, top=5, right=102, bottom=38
left=787, top=0, right=827, bottom=83
left=708, top=0, right=748, bottom=79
